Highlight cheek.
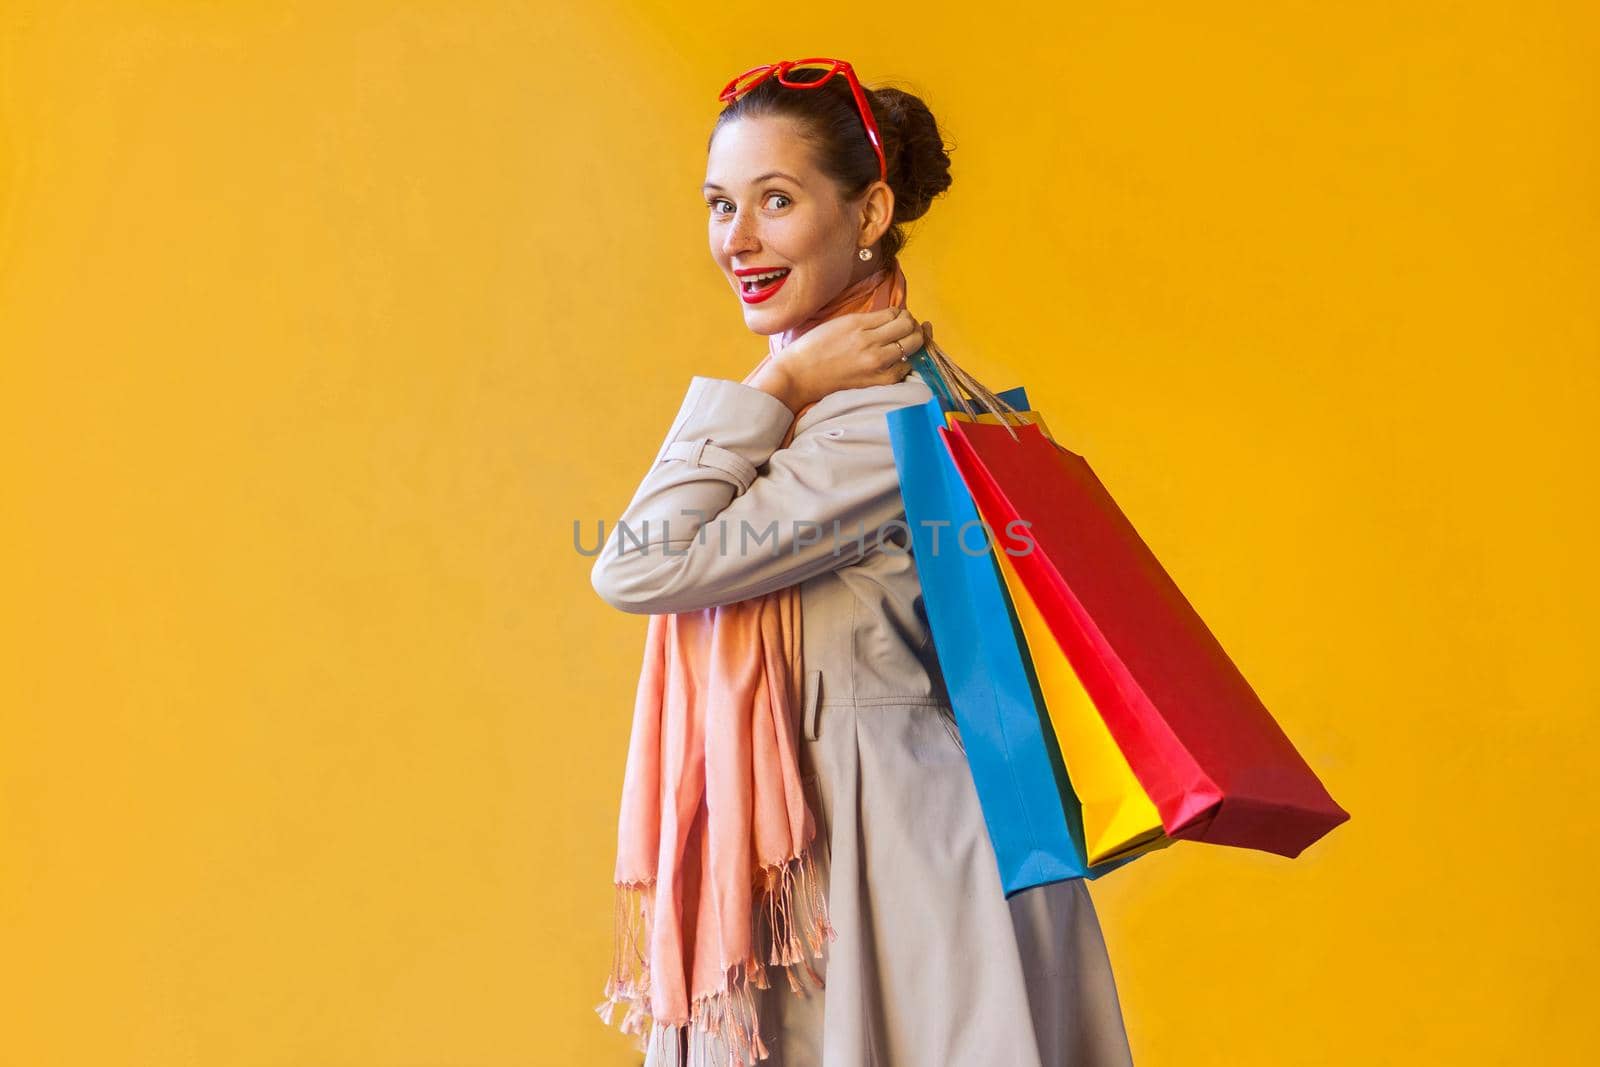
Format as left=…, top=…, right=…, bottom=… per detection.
left=789, top=219, right=832, bottom=260
left=792, top=216, right=852, bottom=268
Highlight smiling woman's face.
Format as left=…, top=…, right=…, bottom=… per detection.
left=703, top=115, right=880, bottom=336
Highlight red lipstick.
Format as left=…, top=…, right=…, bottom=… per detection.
left=733, top=265, right=791, bottom=305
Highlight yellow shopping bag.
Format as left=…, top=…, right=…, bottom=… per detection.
left=947, top=410, right=1173, bottom=866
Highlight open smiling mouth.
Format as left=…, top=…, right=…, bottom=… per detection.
left=739, top=268, right=790, bottom=304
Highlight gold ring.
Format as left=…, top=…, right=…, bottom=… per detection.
left=894, top=337, right=906, bottom=361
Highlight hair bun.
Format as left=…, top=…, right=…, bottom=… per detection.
left=871, top=86, right=954, bottom=224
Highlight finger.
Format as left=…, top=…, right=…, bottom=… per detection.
left=831, top=307, right=895, bottom=334
left=884, top=325, right=925, bottom=366
left=878, top=358, right=914, bottom=385
left=886, top=311, right=924, bottom=346
left=861, top=306, right=913, bottom=339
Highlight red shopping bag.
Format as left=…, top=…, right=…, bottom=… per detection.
left=941, top=417, right=1349, bottom=859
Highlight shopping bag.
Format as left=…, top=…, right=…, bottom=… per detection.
left=941, top=413, right=1351, bottom=859
left=992, top=543, right=1174, bottom=865
left=886, top=381, right=1142, bottom=896
left=945, top=409, right=1172, bottom=867
left=974, top=417, right=1176, bottom=867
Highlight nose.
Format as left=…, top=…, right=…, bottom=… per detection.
left=721, top=208, right=760, bottom=259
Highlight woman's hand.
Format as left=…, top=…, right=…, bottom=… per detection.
left=754, top=308, right=928, bottom=413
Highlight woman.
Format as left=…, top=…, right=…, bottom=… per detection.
left=591, top=59, right=1135, bottom=1067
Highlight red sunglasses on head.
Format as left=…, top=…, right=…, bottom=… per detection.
left=718, top=57, right=888, bottom=185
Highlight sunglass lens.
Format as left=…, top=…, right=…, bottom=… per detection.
left=727, top=69, right=774, bottom=98
left=780, top=62, right=835, bottom=86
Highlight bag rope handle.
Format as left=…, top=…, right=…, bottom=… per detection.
left=907, top=331, right=1030, bottom=443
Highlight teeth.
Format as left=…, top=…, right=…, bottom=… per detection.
left=743, top=269, right=789, bottom=286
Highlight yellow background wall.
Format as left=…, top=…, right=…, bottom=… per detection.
left=3, top=2, right=1594, bottom=1063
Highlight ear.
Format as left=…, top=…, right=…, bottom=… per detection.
left=857, top=179, right=895, bottom=249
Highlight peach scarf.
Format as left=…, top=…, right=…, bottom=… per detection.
left=596, top=261, right=909, bottom=1067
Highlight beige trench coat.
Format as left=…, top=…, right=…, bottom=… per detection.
left=591, top=371, right=1135, bottom=1067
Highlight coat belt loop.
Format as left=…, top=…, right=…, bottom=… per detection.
left=802, top=669, right=823, bottom=741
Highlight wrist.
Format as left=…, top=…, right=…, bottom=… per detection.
left=749, top=363, right=806, bottom=415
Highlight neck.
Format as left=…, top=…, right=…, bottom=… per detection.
left=767, top=257, right=904, bottom=360
left=817, top=254, right=896, bottom=320
left=844, top=251, right=886, bottom=289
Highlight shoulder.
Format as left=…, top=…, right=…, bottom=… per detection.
left=792, top=372, right=937, bottom=440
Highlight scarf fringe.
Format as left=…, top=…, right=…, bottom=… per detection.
left=594, top=844, right=837, bottom=1066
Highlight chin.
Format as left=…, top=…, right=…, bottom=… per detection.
left=740, top=293, right=825, bottom=338
left=742, top=312, right=792, bottom=337
left=740, top=303, right=802, bottom=337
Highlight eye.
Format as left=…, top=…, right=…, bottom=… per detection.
left=705, top=192, right=792, bottom=216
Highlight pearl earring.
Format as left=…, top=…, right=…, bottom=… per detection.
left=858, top=248, right=873, bottom=261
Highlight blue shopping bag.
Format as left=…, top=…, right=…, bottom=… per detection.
left=887, top=373, right=1137, bottom=895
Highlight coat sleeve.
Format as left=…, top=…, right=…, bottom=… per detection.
left=589, top=373, right=935, bottom=615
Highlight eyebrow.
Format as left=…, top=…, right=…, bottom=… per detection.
left=701, top=170, right=803, bottom=192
